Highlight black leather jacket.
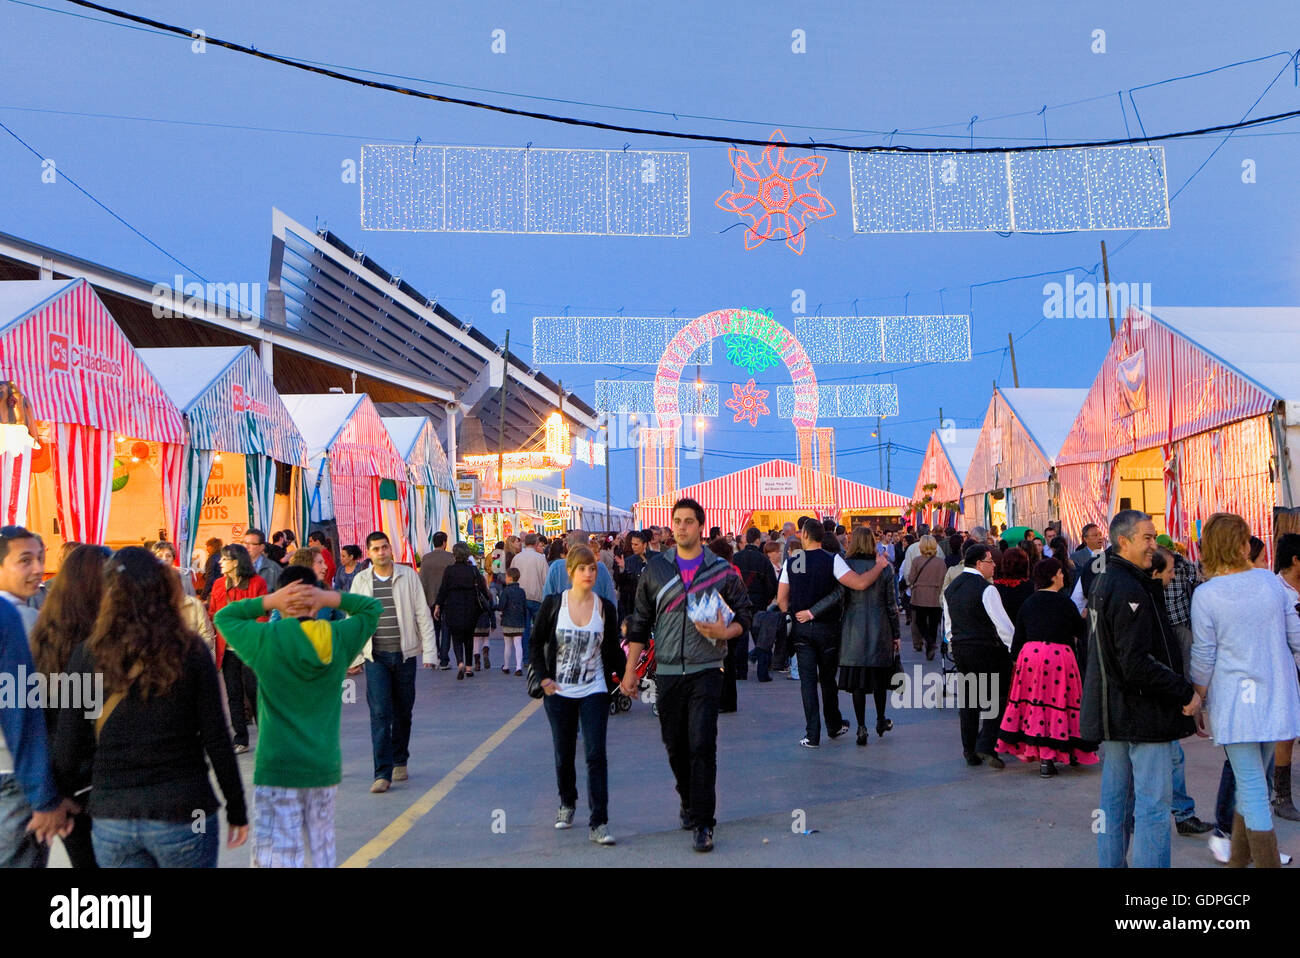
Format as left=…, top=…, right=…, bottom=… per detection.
left=527, top=594, right=626, bottom=698
left=1080, top=550, right=1196, bottom=743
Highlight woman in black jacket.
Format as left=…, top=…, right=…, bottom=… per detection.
left=528, top=546, right=626, bottom=846
left=53, top=547, right=247, bottom=867
left=433, top=543, right=493, bottom=679
left=837, top=528, right=901, bottom=745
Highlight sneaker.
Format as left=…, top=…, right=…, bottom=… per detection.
left=856, top=728, right=868, bottom=747
left=589, top=824, right=616, bottom=846
left=555, top=806, right=575, bottom=829
left=370, top=778, right=390, bottom=793
left=679, top=806, right=693, bottom=830
left=828, top=720, right=851, bottom=740
left=1176, top=816, right=1213, bottom=836
left=693, top=826, right=714, bottom=853
left=1039, top=760, right=1057, bottom=778
left=1208, top=830, right=1231, bottom=864
left=233, top=744, right=250, bottom=754
left=799, top=737, right=820, bottom=749
left=393, top=765, right=408, bottom=782
left=440, top=664, right=451, bottom=671
left=977, top=752, right=1005, bottom=770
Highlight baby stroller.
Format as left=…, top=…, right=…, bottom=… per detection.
left=610, top=636, right=658, bottom=716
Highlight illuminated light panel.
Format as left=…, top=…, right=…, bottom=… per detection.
left=777, top=384, right=899, bottom=419
left=716, top=130, right=835, bottom=254
left=532, top=317, right=712, bottom=365
left=849, top=145, right=1169, bottom=233
left=545, top=413, right=571, bottom=459
left=724, top=379, right=770, bottom=427
left=593, top=381, right=718, bottom=417
left=574, top=437, right=607, bottom=467
left=796, top=315, right=971, bottom=363
left=361, top=145, right=690, bottom=236
left=461, top=450, right=572, bottom=470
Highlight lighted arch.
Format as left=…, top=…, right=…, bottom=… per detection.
left=653, top=307, right=819, bottom=428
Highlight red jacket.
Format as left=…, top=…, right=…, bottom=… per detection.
left=209, top=575, right=268, bottom=667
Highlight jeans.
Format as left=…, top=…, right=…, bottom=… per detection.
left=436, top=616, right=452, bottom=667
left=221, top=648, right=258, bottom=747
left=0, top=773, right=48, bottom=868
left=1171, top=740, right=1195, bottom=822
left=1097, top=739, right=1175, bottom=868
left=92, top=817, right=219, bottom=868
left=912, top=605, right=942, bottom=653
left=720, top=639, right=739, bottom=712
left=524, top=600, right=541, bottom=669
left=951, top=642, right=1010, bottom=756
left=753, top=648, right=772, bottom=681
left=793, top=624, right=844, bottom=744
left=364, top=650, right=417, bottom=781
left=1225, top=741, right=1275, bottom=831
left=732, top=631, right=749, bottom=680
left=657, top=669, right=722, bottom=829
left=543, top=692, right=610, bottom=828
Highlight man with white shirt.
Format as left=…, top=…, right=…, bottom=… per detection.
left=1069, top=524, right=1107, bottom=614
left=941, top=544, right=1015, bottom=768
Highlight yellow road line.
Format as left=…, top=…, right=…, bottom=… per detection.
left=341, top=697, right=543, bottom=868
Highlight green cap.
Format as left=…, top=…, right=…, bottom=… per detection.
left=1155, top=534, right=1174, bottom=549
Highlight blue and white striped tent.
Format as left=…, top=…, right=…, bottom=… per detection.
left=382, top=415, right=458, bottom=551
left=139, top=346, right=308, bottom=562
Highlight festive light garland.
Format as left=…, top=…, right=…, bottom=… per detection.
left=533, top=316, right=713, bottom=365
left=795, top=315, right=972, bottom=363
left=594, top=381, right=718, bottom=416
left=777, top=384, right=899, bottom=419
left=716, top=130, right=835, bottom=254
left=361, top=144, right=690, bottom=235
left=574, top=437, right=607, bottom=467
left=849, top=145, right=1170, bottom=233
left=724, top=379, right=770, bottom=427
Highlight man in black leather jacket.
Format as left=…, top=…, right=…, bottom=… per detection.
left=1080, top=509, right=1200, bottom=868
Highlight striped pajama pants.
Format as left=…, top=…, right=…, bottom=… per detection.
left=252, top=785, right=337, bottom=868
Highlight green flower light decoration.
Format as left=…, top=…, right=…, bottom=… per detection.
left=723, top=333, right=783, bottom=375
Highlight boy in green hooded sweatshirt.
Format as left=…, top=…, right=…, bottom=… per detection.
left=215, top=565, right=381, bottom=867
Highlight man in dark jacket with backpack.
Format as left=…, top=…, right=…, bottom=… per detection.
left=1080, top=509, right=1201, bottom=868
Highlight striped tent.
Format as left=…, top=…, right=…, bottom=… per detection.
left=962, top=387, right=1088, bottom=536
left=382, top=415, right=457, bottom=557
left=910, top=427, right=981, bottom=530
left=0, top=279, right=184, bottom=545
left=1057, top=306, right=1300, bottom=556
left=635, top=459, right=908, bottom=533
left=139, top=347, right=309, bottom=565
left=282, top=394, right=409, bottom=558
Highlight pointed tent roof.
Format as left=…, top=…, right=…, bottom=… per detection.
left=964, top=387, right=1089, bottom=495
left=913, top=427, right=982, bottom=505
left=638, top=458, right=909, bottom=513
left=998, top=388, right=1089, bottom=464
left=139, top=346, right=308, bottom=465
left=0, top=278, right=184, bottom=442
left=381, top=415, right=453, bottom=489
left=282, top=393, right=406, bottom=480
left=939, top=428, right=982, bottom=485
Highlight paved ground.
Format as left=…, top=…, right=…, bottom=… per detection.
left=48, top=637, right=1295, bottom=868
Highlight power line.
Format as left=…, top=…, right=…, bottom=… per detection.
left=48, top=0, right=1300, bottom=156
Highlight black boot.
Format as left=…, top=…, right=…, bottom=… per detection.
left=1273, top=764, right=1300, bottom=822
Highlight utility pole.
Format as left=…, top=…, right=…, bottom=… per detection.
left=876, top=415, right=884, bottom=488
left=496, top=330, right=508, bottom=505
left=1101, top=240, right=1116, bottom=341
left=558, top=380, right=566, bottom=532
left=604, top=418, right=611, bottom=532
left=696, top=364, right=704, bottom=484
left=886, top=440, right=892, bottom=491
left=1007, top=332, right=1020, bottom=388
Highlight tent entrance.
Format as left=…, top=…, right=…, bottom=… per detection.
left=1115, top=447, right=1166, bottom=534
left=195, top=452, right=251, bottom=550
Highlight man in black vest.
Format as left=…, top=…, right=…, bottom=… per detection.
left=942, top=544, right=1016, bottom=767
left=733, top=528, right=778, bottom=680
left=777, top=522, right=857, bottom=747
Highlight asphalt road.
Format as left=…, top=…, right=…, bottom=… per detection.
left=47, top=637, right=1287, bottom=868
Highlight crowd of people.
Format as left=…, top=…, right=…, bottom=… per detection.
left=2, top=497, right=1299, bottom=868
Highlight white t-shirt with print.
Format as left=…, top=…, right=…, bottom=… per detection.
left=553, top=590, right=606, bottom=698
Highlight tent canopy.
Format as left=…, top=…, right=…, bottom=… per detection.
left=964, top=387, right=1089, bottom=495
left=282, top=393, right=406, bottom=480
left=139, top=346, right=307, bottom=465
left=381, top=415, right=453, bottom=489
left=998, top=388, right=1089, bottom=466
left=0, top=278, right=183, bottom=442
left=939, top=428, right=982, bottom=486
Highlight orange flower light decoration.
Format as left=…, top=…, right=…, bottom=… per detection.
left=725, top=379, right=770, bottom=427
left=716, top=129, right=835, bottom=254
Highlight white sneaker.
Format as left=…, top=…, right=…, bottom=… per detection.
left=1208, top=831, right=1230, bottom=864
left=589, top=824, right=616, bottom=845
left=555, top=806, right=575, bottom=829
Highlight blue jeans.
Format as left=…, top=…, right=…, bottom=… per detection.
left=1225, top=741, right=1275, bottom=831
left=1171, top=740, right=1195, bottom=822
left=1098, top=740, right=1175, bottom=868
left=364, top=651, right=417, bottom=781
left=0, top=773, right=48, bottom=868
left=92, top=817, right=219, bottom=868
left=523, top=600, right=540, bottom=668
left=543, top=692, right=609, bottom=828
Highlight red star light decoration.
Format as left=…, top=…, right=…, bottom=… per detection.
left=725, top=379, right=771, bottom=427
left=716, top=129, right=835, bottom=254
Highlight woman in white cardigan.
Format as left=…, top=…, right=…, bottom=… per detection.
left=1190, top=513, right=1300, bottom=867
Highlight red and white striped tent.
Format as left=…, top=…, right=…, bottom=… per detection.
left=0, top=279, right=185, bottom=549
left=1057, top=306, right=1300, bottom=555
left=910, top=427, right=981, bottom=530
left=962, top=387, right=1089, bottom=534
left=636, top=459, right=908, bottom=534
left=282, top=394, right=412, bottom=561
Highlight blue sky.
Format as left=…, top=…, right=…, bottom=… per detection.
left=3, top=0, right=1300, bottom=509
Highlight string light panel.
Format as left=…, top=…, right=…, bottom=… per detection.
left=594, top=381, right=718, bottom=417
left=777, top=384, right=899, bottom=419
left=361, top=144, right=691, bottom=236
left=849, top=145, right=1169, bottom=233
left=796, top=315, right=972, bottom=363
left=532, top=316, right=712, bottom=365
